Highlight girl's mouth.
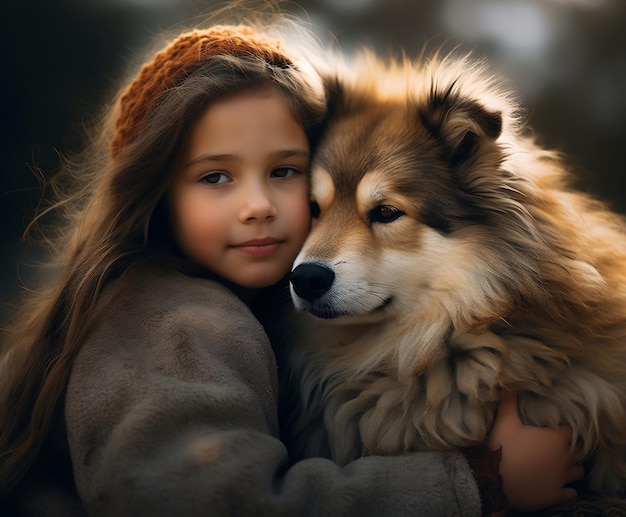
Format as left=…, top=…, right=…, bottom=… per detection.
left=232, top=238, right=283, bottom=256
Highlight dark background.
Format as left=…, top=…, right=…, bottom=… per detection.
left=1, top=0, right=625, bottom=319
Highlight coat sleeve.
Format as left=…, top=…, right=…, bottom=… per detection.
left=65, top=270, right=482, bottom=517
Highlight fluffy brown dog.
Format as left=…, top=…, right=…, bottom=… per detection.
left=281, top=51, right=626, bottom=495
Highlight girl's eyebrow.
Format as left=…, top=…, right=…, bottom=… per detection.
left=184, top=153, right=237, bottom=166
left=273, top=149, right=310, bottom=160
left=184, top=148, right=309, bottom=167
left=269, top=149, right=310, bottom=165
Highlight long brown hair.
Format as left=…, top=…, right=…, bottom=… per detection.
left=0, top=17, right=326, bottom=495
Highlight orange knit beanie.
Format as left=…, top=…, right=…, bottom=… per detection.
left=110, top=25, right=293, bottom=157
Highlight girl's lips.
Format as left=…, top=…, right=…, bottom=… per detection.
left=232, top=238, right=283, bottom=256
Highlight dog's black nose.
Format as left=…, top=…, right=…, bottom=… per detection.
left=290, top=263, right=335, bottom=301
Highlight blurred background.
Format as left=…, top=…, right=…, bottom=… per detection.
left=1, top=0, right=625, bottom=319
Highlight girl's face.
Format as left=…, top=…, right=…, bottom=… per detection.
left=168, top=89, right=311, bottom=288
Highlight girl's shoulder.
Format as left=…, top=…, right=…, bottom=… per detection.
left=88, top=265, right=269, bottom=359
left=75, top=263, right=276, bottom=390
left=102, top=265, right=252, bottom=319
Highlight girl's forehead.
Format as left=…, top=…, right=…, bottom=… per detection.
left=193, top=88, right=304, bottom=131
left=177, top=89, right=309, bottom=167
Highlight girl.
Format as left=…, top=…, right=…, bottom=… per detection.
left=0, top=18, right=581, bottom=517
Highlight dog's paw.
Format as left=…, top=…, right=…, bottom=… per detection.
left=447, top=331, right=506, bottom=404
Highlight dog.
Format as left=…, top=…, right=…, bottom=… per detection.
left=278, top=50, right=626, bottom=495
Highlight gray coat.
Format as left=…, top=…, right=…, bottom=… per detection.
left=5, top=267, right=481, bottom=516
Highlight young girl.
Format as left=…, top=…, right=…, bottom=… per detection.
left=0, top=18, right=581, bottom=517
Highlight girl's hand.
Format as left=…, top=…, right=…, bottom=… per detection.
left=489, top=390, right=584, bottom=512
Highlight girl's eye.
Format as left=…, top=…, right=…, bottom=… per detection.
left=201, top=172, right=230, bottom=185
left=272, top=167, right=299, bottom=179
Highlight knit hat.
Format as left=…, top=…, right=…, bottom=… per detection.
left=110, top=25, right=294, bottom=157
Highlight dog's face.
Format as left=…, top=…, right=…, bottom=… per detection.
left=289, top=63, right=526, bottom=327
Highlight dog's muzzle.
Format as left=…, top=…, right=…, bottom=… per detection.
left=290, top=263, right=335, bottom=302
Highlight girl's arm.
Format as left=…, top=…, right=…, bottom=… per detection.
left=65, top=268, right=482, bottom=517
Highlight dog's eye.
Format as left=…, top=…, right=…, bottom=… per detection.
left=368, top=205, right=404, bottom=224
left=310, top=201, right=321, bottom=219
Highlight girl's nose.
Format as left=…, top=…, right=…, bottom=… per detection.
left=239, top=180, right=277, bottom=223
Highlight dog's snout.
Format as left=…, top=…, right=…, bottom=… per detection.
left=290, top=263, right=335, bottom=301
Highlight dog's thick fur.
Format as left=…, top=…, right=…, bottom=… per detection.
left=280, top=51, right=626, bottom=495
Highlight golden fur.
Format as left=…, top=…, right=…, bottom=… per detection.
left=280, top=51, right=626, bottom=495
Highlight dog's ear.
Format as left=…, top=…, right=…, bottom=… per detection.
left=321, top=74, right=345, bottom=118
left=307, top=74, right=345, bottom=153
left=418, top=82, right=502, bottom=168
